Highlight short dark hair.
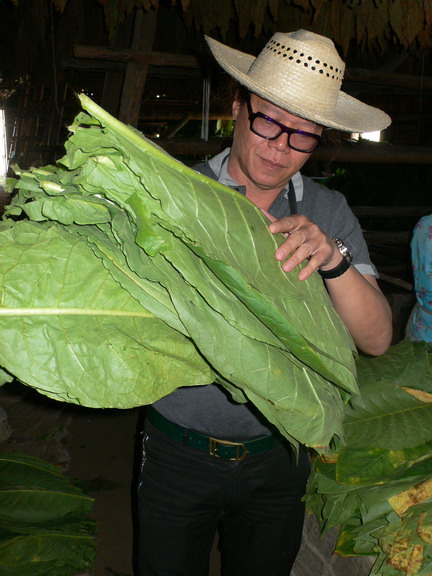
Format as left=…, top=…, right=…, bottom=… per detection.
left=212, top=80, right=250, bottom=117
left=233, top=83, right=251, bottom=104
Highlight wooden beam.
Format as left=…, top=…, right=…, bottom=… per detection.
left=74, top=44, right=200, bottom=69
left=345, top=68, right=432, bottom=92
left=316, top=143, right=432, bottom=164
left=378, top=273, right=413, bottom=291
left=72, top=47, right=431, bottom=93
left=61, top=58, right=125, bottom=72
left=151, top=137, right=432, bottom=164
left=352, top=206, right=432, bottom=218
left=164, top=114, right=194, bottom=138
left=152, top=137, right=227, bottom=156
left=140, top=110, right=222, bottom=121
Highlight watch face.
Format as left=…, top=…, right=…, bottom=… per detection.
left=334, top=238, right=353, bottom=264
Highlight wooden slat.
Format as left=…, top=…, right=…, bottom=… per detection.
left=74, top=44, right=199, bottom=68
left=151, top=137, right=432, bottom=164
left=345, top=68, right=432, bottom=92
left=353, top=206, right=432, bottom=218
left=363, top=230, right=411, bottom=245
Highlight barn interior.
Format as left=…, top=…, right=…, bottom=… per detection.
left=0, top=1, right=431, bottom=575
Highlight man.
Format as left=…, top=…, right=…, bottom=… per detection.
left=137, top=29, right=393, bottom=576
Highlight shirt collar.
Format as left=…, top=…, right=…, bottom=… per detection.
left=208, top=147, right=304, bottom=201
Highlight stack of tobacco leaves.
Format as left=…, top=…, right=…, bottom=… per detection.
left=0, top=94, right=357, bottom=451
left=306, top=339, right=432, bottom=576
left=0, top=451, right=95, bottom=576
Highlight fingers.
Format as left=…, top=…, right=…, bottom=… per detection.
left=276, top=240, right=322, bottom=280
left=261, top=210, right=290, bottom=238
left=268, top=215, right=296, bottom=234
left=268, top=215, right=335, bottom=280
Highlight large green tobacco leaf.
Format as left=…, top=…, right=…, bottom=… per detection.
left=0, top=94, right=357, bottom=448
left=354, top=338, right=432, bottom=392
left=335, top=440, right=432, bottom=485
left=0, top=452, right=94, bottom=532
left=343, top=348, right=432, bottom=452
left=0, top=531, right=95, bottom=576
left=0, top=452, right=95, bottom=576
left=0, top=452, right=84, bottom=493
left=0, top=489, right=93, bottom=531
left=0, top=220, right=214, bottom=407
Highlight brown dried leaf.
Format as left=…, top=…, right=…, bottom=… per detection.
left=425, top=0, right=432, bottom=25
left=389, top=0, right=424, bottom=47
left=268, top=0, right=279, bottom=20
left=235, top=0, right=268, bottom=38
left=417, top=512, right=432, bottom=543
left=182, top=0, right=235, bottom=38
left=270, top=4, right=309, bottom=31
left=355, top=0, right=389, bottom=48
left=402, top=387, right=432, bottom=403
left=417, top=25, right=432, bottom=49
left=292, top=0, right=313, bottom=10
left=179, top=0, right=191, bottom=11
left=387, top=539, right=423, bottom=575
left=337, top=6, right=357, bottom=57
left=389, top=477, right=432, bottom=517
left=311, top=0, right=331, bottom=27
left=51, top=0, right=68, bottom=12
left=327, top=1, right=343, bottom=43
left=142, top=0, right=159, bottom=10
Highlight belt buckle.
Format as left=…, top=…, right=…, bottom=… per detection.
left=209, top=437, right=249, bottom=461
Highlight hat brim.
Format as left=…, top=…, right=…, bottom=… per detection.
left=206, top=36, right=391, bottom=133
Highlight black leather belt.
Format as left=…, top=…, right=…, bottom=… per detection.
left=147, top=406, right=280, bottom=462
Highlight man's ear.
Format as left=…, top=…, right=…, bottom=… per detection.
left=232, top=98, right=242, bottom=121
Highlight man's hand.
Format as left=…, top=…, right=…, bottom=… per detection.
left=263, top=212, right=342, bottom=281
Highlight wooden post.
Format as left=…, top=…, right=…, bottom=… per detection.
left=100, top=12, right=135, bottom=117
left=118, top=7, right=158, bottom=127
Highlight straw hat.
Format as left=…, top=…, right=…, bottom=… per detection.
left=206, top=30, right=391, bottom=133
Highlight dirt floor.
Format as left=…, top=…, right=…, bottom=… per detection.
left=67, top=406, right=140, bottom=576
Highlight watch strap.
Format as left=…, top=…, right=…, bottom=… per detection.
left=318, top=256, right=351, bottom=279
left=318, top=238, right=352, bottom=279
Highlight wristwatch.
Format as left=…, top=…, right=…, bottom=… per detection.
left=318, top=238, right=353, bottom=279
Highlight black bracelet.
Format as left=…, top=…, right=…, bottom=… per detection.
left=318, top=257, right=351, bottom=279
left=318, top=238, right=353, bottom=279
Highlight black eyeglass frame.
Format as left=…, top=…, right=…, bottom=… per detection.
left=246, top=100, right=322, bottom=154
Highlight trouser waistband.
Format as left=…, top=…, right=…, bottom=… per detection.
left=146, top=406, right=281, bottom=462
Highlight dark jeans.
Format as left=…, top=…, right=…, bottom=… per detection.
left=136, top=422, right=310, bottom=576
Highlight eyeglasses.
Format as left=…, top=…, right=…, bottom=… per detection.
left=246, top=100, right=321, bottom=153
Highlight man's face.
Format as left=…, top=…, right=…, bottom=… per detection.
left=228, top=94, right=323, bottom=198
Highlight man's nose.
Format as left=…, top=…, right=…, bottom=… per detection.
left=268, top=132, right=291, bottom=151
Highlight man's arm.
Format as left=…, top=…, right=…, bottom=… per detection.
left=268, top=214, right=393, bottom=356
left=322, top=269, right=392, bottom=356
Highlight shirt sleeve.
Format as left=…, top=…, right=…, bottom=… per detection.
left=297, top=176, right=377, bottom=277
